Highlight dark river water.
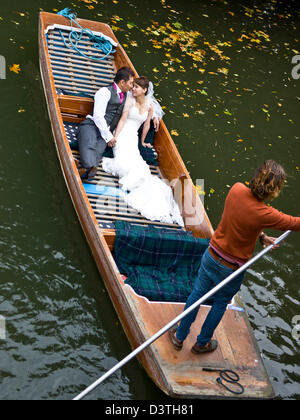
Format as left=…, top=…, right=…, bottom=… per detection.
left=0, top=0, right=299, bottom=400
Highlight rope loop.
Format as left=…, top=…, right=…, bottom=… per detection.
left=57, top=8, right=116, bottom=61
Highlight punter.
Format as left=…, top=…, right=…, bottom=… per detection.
left=169, top=160, right=300, bottom=354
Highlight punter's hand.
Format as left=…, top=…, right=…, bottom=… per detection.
left=261, top=234, right=279, bottom=250
left=142, top=142, right=152, bottom=149
left=107, top=137, right=116, bottom=148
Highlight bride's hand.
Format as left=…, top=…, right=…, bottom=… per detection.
left=108, top=137, right=117, bottom=147
left=142, top=142, right=152, bottom=148
left=153, top=117, right=160, bottom=132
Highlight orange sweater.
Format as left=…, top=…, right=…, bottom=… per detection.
left=210, top=182, right=300, bottom=262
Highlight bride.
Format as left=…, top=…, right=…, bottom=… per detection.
left=102, top=77, right=184, bottom=227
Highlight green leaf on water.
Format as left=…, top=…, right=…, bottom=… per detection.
left=127, top=22, right=136, bottom=29
left=173, top=22, right=183, bottom=29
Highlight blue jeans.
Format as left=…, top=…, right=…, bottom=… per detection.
left=176, top=248, right=245, bottom=346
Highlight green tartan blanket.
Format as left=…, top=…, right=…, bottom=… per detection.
left=113, top=221, right=210, bottom=303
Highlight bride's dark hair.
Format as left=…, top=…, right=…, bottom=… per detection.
left=134, top=76, right=149, bottom=94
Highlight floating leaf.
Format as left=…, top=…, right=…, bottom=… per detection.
left=173, top=22, right=183, bottom=29
left=171, top=129, right=179, bottom=136
left=9, top=64, right=21, bottom=74
left=218, top=67, right=229, bottom=75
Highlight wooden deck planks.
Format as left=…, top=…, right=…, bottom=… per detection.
left=120, top=275, right=273, bottom=398
left=69, top=150, right=183, bottom=230
left=47, top=29, right=115, bottom=95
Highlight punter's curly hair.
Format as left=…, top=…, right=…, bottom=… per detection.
left=249, top=160, right=286, bottom=201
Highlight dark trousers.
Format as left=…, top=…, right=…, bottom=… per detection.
left=176, top=248, right=245, bottom=346
left=77, top=118, right=108, bottom=169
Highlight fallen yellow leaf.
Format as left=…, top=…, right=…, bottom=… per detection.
left=218, top=67, right=229, bottom=75
left=9, top=64, right=21, bottom=74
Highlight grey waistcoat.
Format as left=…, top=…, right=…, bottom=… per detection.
left=103, top=84, right=127, bottom=133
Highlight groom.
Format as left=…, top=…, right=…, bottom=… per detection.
left=77, top=66, right=135, bottom=179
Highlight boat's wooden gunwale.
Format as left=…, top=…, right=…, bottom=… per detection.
left=39, top=11, right=274, bottom=399
left=39, top=11, right=175, bottom=395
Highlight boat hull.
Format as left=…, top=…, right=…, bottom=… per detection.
left=39, top=12, right=274, bottom=399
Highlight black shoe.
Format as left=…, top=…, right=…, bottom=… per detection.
left=79, top=168, right=89, bottom=179
left=191, top=339, right=218, bottom=354
left=168, top=327, right=183, bottom=351
left=87, top=166, right=98, bottom=180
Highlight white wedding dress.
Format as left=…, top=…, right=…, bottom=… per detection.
left=102, top=97, right=184, bottom=226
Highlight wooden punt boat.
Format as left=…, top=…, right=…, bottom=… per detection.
left=39, top=11, right=274, bottom=399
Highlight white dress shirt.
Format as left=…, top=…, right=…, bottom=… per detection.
left=87, top=82, right=121, bottom=143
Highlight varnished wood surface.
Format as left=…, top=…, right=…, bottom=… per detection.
left=120, top=276, right=273, bottom=399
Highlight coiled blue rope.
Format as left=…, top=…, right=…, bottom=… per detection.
left=57, top=8, right=116, bottom=61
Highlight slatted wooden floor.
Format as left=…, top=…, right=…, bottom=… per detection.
left=71, top=149, right=183, bottom=231
left=47, top=26, right=115, bottom=96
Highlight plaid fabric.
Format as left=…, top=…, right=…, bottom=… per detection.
left=113, top=221, right=210, bottom=303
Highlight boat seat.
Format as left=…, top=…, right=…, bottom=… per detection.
left=46, top=25, right=116, bottom=97
left=64, top=121, right=80, bottom=149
